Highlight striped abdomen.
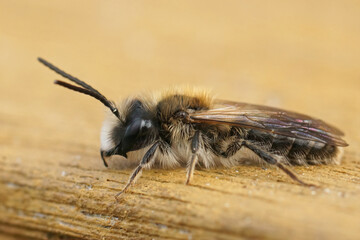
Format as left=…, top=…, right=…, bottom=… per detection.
left=245, top=129, right=342, bottom=165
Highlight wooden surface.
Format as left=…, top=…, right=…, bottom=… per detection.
left=1, top=1, right=360, bottom=239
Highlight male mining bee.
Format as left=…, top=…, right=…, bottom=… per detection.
left=38, top=58, right=348, bottom=198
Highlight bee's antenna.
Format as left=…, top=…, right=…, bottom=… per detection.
left=38, top=58, right=120, bottom=119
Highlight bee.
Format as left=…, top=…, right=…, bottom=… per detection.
left=38, top=58, right=348, bottom=198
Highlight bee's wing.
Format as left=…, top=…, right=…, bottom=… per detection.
left=189, top=99, right=348, bottom=147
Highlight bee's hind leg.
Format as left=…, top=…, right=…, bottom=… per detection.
left=186, top=131, right=200, bottom=185
left=242, top=142, right=316, bottom=187
left=115, top=141, right=159, bottom=200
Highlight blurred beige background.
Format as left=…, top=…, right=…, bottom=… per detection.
left=1, top=1, right=359, bottom=143
left=1, top=1, right=360, bottom=239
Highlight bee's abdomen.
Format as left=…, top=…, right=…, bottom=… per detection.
left=304, top=143, right=338, bottom=164
left=245, top=130, right=340, bottom=165
left=270, top=136, right=339, bottom=165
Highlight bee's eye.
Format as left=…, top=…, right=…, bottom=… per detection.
left=125, top=119, right=142, bottom=139
left=121, top=119, right=152, bottom=154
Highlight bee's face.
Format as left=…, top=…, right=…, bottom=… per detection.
left=100, top=100, right=157, bottom=163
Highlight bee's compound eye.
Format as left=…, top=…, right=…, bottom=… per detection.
left=121, top=119, right=153, bottom=154
left=124, top=119, right=142, bottom=140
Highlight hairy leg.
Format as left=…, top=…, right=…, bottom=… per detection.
left=242, top=141, right=315, bottom=187
left=186, top=131, right=200, bottom=185
left=115, top=141, right=159, bottom=199
left=220, top=139, right=314, bottom=186
left=220, top=139, right=244, bottom=158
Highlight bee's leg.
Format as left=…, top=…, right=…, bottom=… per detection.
left=242, top=142, right=315, bottom=187
left=115, top=141, right=159, bottom=199
left=186, top=131, right=200, bottom=185
left=220, top=140, right=244, bottom=158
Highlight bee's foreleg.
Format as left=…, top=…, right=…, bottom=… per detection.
left=115, top=141, right=159, bottom=200
left=186, top=131, right=200, bottom=185
left=242, top=142, right=316, bottom=187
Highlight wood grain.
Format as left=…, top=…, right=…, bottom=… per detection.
left=1, top=1, right=360, bottom=239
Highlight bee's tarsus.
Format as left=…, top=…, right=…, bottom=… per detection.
left=115, top=142, right=159, bottom=197
left=186, top=131, right=200, bottom=185
left=275, top=162, right=315, bottom=187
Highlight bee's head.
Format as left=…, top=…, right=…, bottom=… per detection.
left=100, top=99, right=158, bottom=167
left=37, top=58, right=158, bottom=168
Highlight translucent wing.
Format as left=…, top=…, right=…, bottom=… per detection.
left=189, top=99, right=348, bottom=147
